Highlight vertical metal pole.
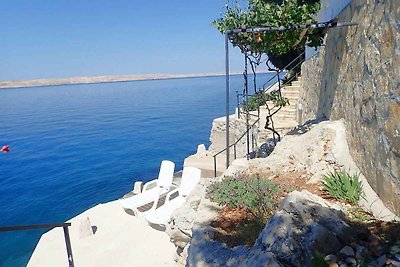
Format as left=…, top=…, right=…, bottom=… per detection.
left=63, top=225, right=75, bottom=267
left=244, top=54, right=250, bottom=156
left=277, top=72, right=281, bottom=95
left=213, top=156, right=217, bottom=177
left=236, top=90, right=240, bottom=119
left=225, top=32, right=230, bottom=169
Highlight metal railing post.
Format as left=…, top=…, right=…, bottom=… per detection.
left=213, top=156, right=217, bottom=177
left=244, top=54, right=250, bottom=157
left=251, top=129, right=254, bottom=151
left=0, top=223, right=74, bottom=266
left=63, top=225, right=75, bottom=267
left=236, top=90, right=240, bottom=118
left=225, top=31, right=230, bottom=169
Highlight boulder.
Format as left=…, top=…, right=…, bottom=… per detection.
left=187, top=190, right=353, bottom=267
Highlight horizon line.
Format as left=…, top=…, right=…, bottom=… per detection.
left=0, top=70, right=275, bottom=89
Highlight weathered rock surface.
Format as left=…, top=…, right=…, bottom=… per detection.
left=187, top=190, right=353, bottom=267
left=226, top=120, right=398, bottom=221
left=300, top=0, right=400, bottom=215
left=164, top=180, right=211, bottom=264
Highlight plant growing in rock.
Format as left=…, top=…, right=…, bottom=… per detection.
left=321, top=169, right=364, bottom=205
left=242, top=90, right=290, bottom=112
left=242, top=90, right=290, bottom=144
left=207, top=174, right=279, bottom=220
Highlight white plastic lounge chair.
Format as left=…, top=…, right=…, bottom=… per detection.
left=145, top=166, right=201, bottom=226
left=120, top=160, right=175, bottom=217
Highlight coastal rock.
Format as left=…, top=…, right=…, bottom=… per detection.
left=186, top=196, right=247, bottom=267
left=345, top=257, right=357, bottom=265
left=246, top=120, right=398, bottom=221
left=247, top=121, right=338, bottom=184
left=223, top=158, right=249, bottom=177
left=325, top=254, right=338, bottom=263
left=339, top=246, right=355, bottom=257
left=166, top=181, right=207, bottom=259
left=376, top=255, right=387, bottom=267
left=187, top=190, right=353, bottom=267
left=249, top=190, right=352, bottom=267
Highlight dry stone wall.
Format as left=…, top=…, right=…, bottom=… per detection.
left=300, top=0, right=400, bottom=214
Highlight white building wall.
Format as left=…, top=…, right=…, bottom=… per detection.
left=306, top=0, right=352, bottom=59
left=316, top=0, right=352, bottom=22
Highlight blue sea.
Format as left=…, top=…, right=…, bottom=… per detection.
left=0, top=74, right=274, bottom=266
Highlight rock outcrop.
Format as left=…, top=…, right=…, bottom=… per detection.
left=164, top=180, right=211, bottom=265
left=187, top=190, right=353, bottom=267
left=184, top=119, right=399, bottom=266
left=225, top=120, right=398, bottom=221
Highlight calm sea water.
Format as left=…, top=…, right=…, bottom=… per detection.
left=0, top=74, right=274, bottom=266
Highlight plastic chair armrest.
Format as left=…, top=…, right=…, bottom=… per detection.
left=165, top=188, right=180, bottom=203
left=142, top=179, right=158, bottom=191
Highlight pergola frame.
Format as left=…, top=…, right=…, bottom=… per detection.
left=223, top=20, right=357, bottom=168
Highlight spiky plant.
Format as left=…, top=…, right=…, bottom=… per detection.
left=322, top=169, right=364, bottom=204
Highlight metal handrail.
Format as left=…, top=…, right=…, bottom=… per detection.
left=236, top=50, right=308, bottom=113
left=213, top=118, right=260, bottom=177
left=225, top=49, right=315, bottom=177
left=0, top=223, right=74, bottom=267
left=261, top=50, right=306, bottom=90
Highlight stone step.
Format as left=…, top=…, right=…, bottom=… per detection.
left=264, top=96, right=299, bottom=104
left=259, top=111, right=297, bottom=122
left=283, top=96, right=300, bottom=103
left=259, top=125, right=298, bottom=136
left=282, top=85, right=301, bottom=91
left=282, top=91, right=300, bottom=98
left=273, top=120, right=298, bottom=129
left=259, top=106, right=297, bottom=115
left=282, top=86, right=300, bottom=91
left=289, top=80, right=301, bottom=86
left=278, top=109, right=296, bottom=116
left=259, top=109, right=296, bottom=117
left=274, top=109, right=297, bottom=116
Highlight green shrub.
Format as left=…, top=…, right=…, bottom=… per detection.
left=213, top=0, right=322, bottom=68
left=242, top=93, right=265, bottom=112
left=207, top=174, right=279, bottom=220
left=322, top=169, right=364, bottom=204
left=242, top=91, right=290, bottom=112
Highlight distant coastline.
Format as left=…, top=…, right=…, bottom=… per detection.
left=0, top=71, right=273, bottom=89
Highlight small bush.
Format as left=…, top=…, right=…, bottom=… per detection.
left=322, top=169, right=364, bottom=204
left=242, top=92, right=267, bottom=112
left=241, top=91, right=290, bottom=112
left=207, top=174, right=279, bottom=220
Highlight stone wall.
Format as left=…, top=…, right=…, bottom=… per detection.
left=300, top=0, right=400, bottom=214
left=208, top=114, right=260, bottom=160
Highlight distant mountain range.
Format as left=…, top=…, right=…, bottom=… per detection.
left=0, top=71, right=272, bottom=89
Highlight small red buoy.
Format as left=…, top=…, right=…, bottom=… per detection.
left=1, top=146, right=10, bottom=153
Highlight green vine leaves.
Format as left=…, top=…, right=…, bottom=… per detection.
left=213, top=0, right=322, bottom=56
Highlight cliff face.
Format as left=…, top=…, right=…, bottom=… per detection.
left=300, top=0, right=400, bottom=214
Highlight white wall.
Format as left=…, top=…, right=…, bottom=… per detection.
left=316, top=0, right=351, bottom=22
left=306, top=0, right=352, bottom=59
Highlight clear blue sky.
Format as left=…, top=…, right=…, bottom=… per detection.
left=0, top=0, right=244, bottom=80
